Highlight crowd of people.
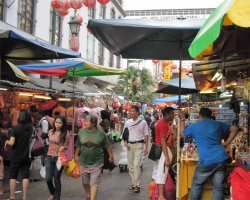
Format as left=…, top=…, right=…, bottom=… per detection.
left=0, top=104, right=238, bottom=200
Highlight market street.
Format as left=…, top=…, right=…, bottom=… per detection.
left=1, top=141, right=154, bottom=200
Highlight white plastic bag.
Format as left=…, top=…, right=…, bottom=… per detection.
left=40, top=166, right=46, bottom=179
left=56, top=158, right=62, bottom=170
left=33, top=157, right=41, bottom=170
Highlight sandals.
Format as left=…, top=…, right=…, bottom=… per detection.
left=134, top=186, right=140, bottom=193
left=129, top=185, right=135, bottom=190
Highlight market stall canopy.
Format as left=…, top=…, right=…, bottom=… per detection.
left=192, top=57, right=249, bottom=90
left=188, top=0, right=250, bottom=61
left=18, top=60, right=127, bottom=77
left=155, top=78, right=198, bottom=94
left=153, top=96, right=186, bottom=103
left=1, top=60, right=29, bottom=83
left=0, top=30, right=81, bottom=60
left=87, top=19, right=205, bottom=60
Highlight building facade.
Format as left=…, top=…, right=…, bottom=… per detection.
left=0, top=0, right=126, bottom=91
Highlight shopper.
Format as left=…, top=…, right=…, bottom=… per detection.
left=99, top=110, right=110, bottom=133
left=46, top=115, right=69, bottom=200
left=179, top=108, right=238, bottom=200
left=4, top=110, right=33, bottom=200
left=150, top=115, right=159, bottom=143
left=123, top=105, right=149, bottom=193
left=75, top=114, right=114, bottom=200
left=152, top=107, right=175, bottom=200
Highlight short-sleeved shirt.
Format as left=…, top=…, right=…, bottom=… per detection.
left=155, top=119, right=172, bottom=148
left=144, top=116, right=152, bottom=127
left=183, top=118, right=231, bottom=166
left=10, top=124, right=33, bottom=162
left=75, top=128, right=110, bottom=167
left=47, top=131, right=70, bottom=157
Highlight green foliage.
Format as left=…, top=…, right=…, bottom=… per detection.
left=114, top=66, right=157, bottom=102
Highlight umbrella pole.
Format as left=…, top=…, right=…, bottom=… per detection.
left=72, top=68, right=75, bottom=158
left=176, top=32, right=183, bottom=200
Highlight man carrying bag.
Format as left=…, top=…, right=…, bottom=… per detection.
left=123, top=105, right=149, bottom=193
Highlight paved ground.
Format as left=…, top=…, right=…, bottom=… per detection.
left=1, top=141, right=154, bottom=200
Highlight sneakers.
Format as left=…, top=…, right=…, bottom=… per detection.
left=0, top=190, right=3, bottom=195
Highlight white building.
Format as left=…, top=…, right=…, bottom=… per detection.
left=0, top=0, right=126, bottom=91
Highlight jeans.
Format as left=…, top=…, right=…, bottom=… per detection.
left=45, top=156, right=64, bottom=200
left=190, top=160, right=227, bottom=200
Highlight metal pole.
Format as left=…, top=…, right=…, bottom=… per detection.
left=176, top=31, right=183, bottom=200
left=50, top=10, right=56, bottom=89
left=126, top=59, right=129, bottom=101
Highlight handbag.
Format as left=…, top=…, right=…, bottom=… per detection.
left=122, top=120, right=142, bottom=142
left=148, top=134, right=170, bottom=161
left=29, top=127, right=45, bottom=159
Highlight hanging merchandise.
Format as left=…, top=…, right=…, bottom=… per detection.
left=235, top=78, right=244, bottom=98
left=38, top=100, right=57, bottom=111
left=162, top=60, right=171, bottom=81
left=243, top=78, right=250, bottom=100
left=83, top=0, right=96, bottom=8
left=124, top=103, right=132, bottom=111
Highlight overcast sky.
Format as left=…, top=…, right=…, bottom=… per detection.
left=123, top=0, right=225, bottom=10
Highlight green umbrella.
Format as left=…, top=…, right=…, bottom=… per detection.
left=189, top=0, right=250, bottom=61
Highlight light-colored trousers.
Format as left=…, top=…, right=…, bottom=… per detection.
left=127, top=143, right=144, bottom=186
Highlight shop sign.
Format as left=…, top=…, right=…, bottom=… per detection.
left=163, top=60, right=171, bottom=81
left=126, top=15, right=210, bottom=20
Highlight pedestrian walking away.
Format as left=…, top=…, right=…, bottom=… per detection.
left=4, top=110, right=34, bottom=200
left=179, top=108, right=238, bottom=200
left=123, top=105, right=149, bottom=193
left=45, top=115, right=70, bottom=200
left=75, top=114, right=114, bottom=200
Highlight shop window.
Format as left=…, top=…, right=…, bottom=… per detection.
left=116, top=56, right=120, bottom=69
left=50, top=11, right=62, bottom=46
left=109, top=52, right=114, bottom=68
left=110, top=8, right=115, bottom=19
left=0, top=0, right=4, bottom=21
left=18, top=0, right=35, bottom=34
left=87, top=32, right=95, bottom=62
left=88, top=6, right=95, bottom=18
left=98, top=43, right=104, bottom=65
left=100, top=5, right=106, bottom=19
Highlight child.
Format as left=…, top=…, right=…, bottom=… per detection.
left=0, top=155, right=4, bottom=195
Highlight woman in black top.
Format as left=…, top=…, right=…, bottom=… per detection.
left=150, top=115, right=159, bottom=143
left=5, top=110, right=33, bottom=200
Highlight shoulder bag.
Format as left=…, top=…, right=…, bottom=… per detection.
left=122, top=120, right=142, bottom=143
left=148, top=133, right=170, bottom=161
left=29, top=127, right=45, bottom=159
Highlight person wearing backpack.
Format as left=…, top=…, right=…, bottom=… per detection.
left=4, top=110, right=33, bottom=200
left=123, top=105, right=149, bottom=193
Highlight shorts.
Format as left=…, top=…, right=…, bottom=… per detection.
left=80, top=164, right=103, bottom=188
left=10, top=160, right=31, bottom=179
left=152, top=147, right=173, bottom=184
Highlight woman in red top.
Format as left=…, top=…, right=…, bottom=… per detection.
left=46, top=115, right=69, bottom=200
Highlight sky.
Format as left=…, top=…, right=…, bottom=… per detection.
left=123, top=0, right=225, bottom=10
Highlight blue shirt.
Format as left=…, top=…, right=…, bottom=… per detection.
left=183, top=119, right=231, bottom=166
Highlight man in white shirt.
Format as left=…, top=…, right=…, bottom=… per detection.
left=123, top=105, right=149, bottom=193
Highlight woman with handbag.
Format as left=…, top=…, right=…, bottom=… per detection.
left=46, top=115, right=69, bottom=200
left=4, top=110, right=33, bottom=200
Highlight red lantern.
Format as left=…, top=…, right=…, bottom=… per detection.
left=136, top=77, right=140, bottom=84
left=83, top=0, right=96, bottom=8
left=76, top=15, right=83, bottom=24
left=171, top=63, right=177, bottom=70
left=70, top=0, right=82, bottom=9
left=51, top=0, right=60, bottom=8
left=70, top=36, right=80, bottom=51
left=58, top=9, right=69, bottom=17
left=97, top=0, right=110, bottom=6
left=162, top=60, right=169, bottom=67
left=152, top=60, right=159, bottom=64
left=124, top=103, right=132, bottom=111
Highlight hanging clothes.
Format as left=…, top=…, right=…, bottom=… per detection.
left=66, top=106, right=78, bottom=123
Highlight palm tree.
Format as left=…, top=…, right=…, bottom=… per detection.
left=115, top=66, right=157, bottom=102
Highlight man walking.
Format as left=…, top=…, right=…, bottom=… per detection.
left=123, top=105, right=149, bottom=193
left=179, top=108, right=238, bottom=200
left=152, top=107, right=175, bottom=200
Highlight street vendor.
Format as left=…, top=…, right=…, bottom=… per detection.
left=179, top=108, right=238, bottom=200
